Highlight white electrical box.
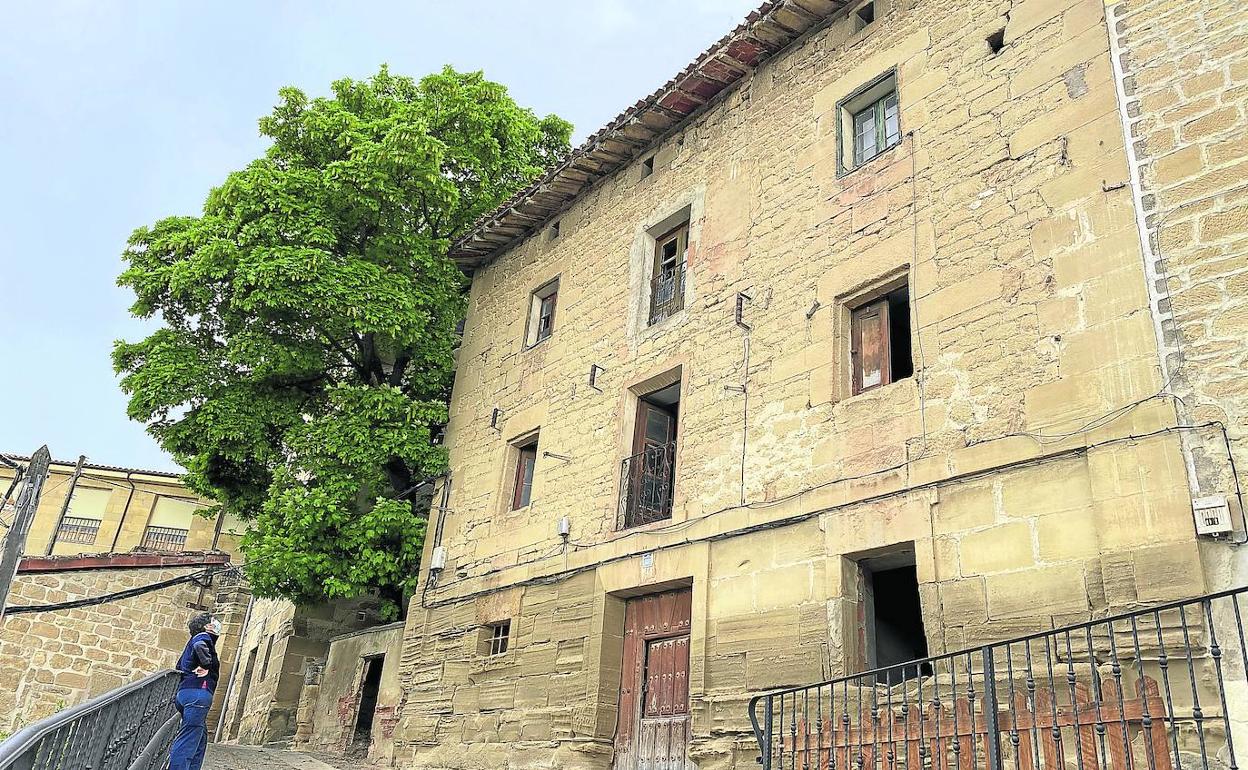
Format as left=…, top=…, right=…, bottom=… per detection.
left=1194, top=496, right=1233, bottom=536
left=430, top=545, right=448, bottom=571
left=557, top=516, right=571, bottom=537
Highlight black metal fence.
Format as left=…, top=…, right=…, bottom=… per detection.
left=649, top=264, right=686, bottom=325
left=749, top=587, right=1248, bottom=770
left=619, top=442, right=677, bottom=529
left=0, top=670, right=181, bottom=770
left=53, top=517, right=100, bottom=546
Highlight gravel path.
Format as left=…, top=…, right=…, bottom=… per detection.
left=202, top=744, right=369, bottom=770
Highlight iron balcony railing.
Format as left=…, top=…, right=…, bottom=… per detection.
left=648, top=264, right=687, bottom=325
left=0, top=669, right=180, bottom=770
left=53, top=517, right=100, bottom=546
left=749, top=586, right=1248, bottom=770
left=139, top=526, right=188, bottom=552
left=619, top=442, right=676, bottom=529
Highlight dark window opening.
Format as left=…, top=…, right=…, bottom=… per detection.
left=858, top=554, right=929, bottom=683
left=352, top=655, right=384, bottom=743
left=536, top=292, right=557, bottom=343
left=855, top=2, right=876, bottom=30
left=511, top=438, right=538, bottom=510
left=549, top=220, right=560, bottom=240
left=641, top=156, right=655, bottom=179
left=482, top=621, right=511, bottom=656
left=850, top=284, right=913, bottom=394
left=987, top=29, right=1006, bottom=55
left=648, top=223, right=688, bottom=325
left=620, top=381, right=679, bottom=529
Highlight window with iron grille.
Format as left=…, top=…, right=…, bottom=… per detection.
left=55, top=516, right=101, bottom=545
left=838, top=71, right=901, bottom=174
left=648, top=222, right=688, bottom=326
left=481, top=621, right=511, bottom=656
left=141, top=525, right=189, bottom=552
left=619, top=379, right=680, bottom=529
left=525, top=278, right=559, bottom=347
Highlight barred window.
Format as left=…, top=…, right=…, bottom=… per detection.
left=481, top=621, right=511, bottom=656
left=56, top=516, right=101, bottom=545
left=141, top=525, right=189, bottom=552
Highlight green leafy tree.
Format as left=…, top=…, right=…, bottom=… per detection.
left=114, top=67, right=571, bottom=614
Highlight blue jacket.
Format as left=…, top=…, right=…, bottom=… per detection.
left=176, top=632, right=220, bottom=693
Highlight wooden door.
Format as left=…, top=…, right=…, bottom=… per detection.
left=615, top=589, right=692, bottom=770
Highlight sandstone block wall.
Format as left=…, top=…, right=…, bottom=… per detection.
left=387, top=0, right=1244, bottom=765
left=0, top=554, right=246, bottom=735
left=1102, top=0, right=1248, bottom=586
left=292, top=622, right=405, bottom=759
left=218, top=597, right=381, bottom=746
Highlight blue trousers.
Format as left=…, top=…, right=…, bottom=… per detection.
left=168, top=688, right=213, bottom=770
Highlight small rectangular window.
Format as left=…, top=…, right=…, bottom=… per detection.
left=839, top=72, right=901, bottom=174
left=854, top=1, right=876, bottom=30
left=525, top=278, right=560, bottom=347
left=511, top=438, right=538, bottom=510
left=850, top=285, right=913, bottom=395
left=548, top=220, right=560, bottom=240
left=648, top=223, right=688, bottom=326
left=482, top=621, right=511, bottom=656
left=641, top=155, right=655, bottom=179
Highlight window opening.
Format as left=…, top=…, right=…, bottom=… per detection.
left=620, top=381, right=679, bottom=528
left=648, top=223, right=688, bottom=325
left=987, top=29, right=1006, bottom=54
left=511, top=437, right=538, bottom=510
left=526, top=279, right=560, bottom=347
left=549, top=220, right=560, bottom=240
left=850, top=284, right=912, bottom=394
left=641, top=155, right=655, bottom=179
left=482, top=621, right=511, bottom=656
left=839, top=72, right=901, bottom=173
left=854, top=1, right=876, bottom=30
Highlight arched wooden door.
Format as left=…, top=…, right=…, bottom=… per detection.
left=614, top=588, right=692, bottom=770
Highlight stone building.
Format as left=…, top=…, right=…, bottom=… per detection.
left=0, top=455, right=249, bottom=733
left=385, top=0, right=1247, bottom=769
left=0, top=454, right=244, bottom=558
left=215, top=597, right=382, bottom=746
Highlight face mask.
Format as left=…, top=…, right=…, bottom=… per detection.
left=208, top=619, right=223, bottom=636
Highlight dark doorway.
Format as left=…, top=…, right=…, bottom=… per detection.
left=353, top=655, right=384, bottom=744
left=856, top=549, right=929, bottom=682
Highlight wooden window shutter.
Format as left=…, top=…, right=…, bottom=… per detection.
left=851, top=299, right=891, bottom=394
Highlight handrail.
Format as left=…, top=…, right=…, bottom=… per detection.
left=747, top=585, right=1248, bottom=770
left=0, top=669, right=181, bottom=770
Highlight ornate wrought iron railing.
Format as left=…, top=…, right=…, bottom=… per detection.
left=749, top=586, right=1248, bottom=770
left=53, top=517, right=101, bottom=546
left=0, top=670, right=181, bottom=770
left=649, top=264, right=687, bottom=325
left=619, top=442, right=677, bottom=529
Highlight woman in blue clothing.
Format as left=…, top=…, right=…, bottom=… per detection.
left=167, top=612, right=222, bottom=770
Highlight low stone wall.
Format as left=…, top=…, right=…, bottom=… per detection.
left=0, top=552, right=244, bottom=734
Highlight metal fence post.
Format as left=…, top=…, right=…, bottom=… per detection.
left=763, top=696, right=774, bottom=770
left=982, top=645, right=1004, bottom=770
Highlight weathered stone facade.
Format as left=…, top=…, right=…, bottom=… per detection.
left=292, top=622, right=405, bottom=758
left=0, top=553, right=248, bottom=735
left=218, top=598, right=381, bottom=746
left=385, top=0, right=1245, bottom=768
left=1102, top=0, right=1248, bottom=588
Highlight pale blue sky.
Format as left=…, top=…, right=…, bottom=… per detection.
left=0, top=0, right=759, bottom=471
